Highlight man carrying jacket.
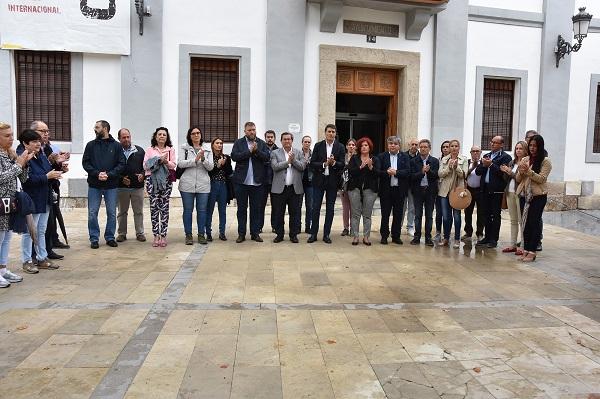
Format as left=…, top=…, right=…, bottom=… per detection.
left=116, top=128, right=146, bottom=243
left=82, top=120, right=126, bottom=249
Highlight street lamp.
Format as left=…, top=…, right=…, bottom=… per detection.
left=134, top=0, right=152, bottom=36
left=555, top=7, right=593, bottom=67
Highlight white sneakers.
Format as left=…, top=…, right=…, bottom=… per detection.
left=0, top=268, right=23, bottom=288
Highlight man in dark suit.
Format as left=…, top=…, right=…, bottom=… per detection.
left=230, top=121, right=271, bottom=243
left=475, top=135, right=512, bottom=248
left=409, top=139, right=439, bottom=247
left=308, top=124, right=345, bottom=244
left=259, top=130, right=278, bottom=233
left=378, top=136, right=410, bottom=245
left=270, top=132, right=306, bottom=243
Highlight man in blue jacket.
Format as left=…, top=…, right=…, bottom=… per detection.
left=230, top=121, right=270, bottom=243
left=82, top=120, right=126, bottom=249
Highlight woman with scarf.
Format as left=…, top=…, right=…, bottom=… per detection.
left=516, top=135, right=551, bottom=262
left=143, top=127, right=176, bottom=247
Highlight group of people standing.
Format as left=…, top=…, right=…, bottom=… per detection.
left=0, top=118, right=552, bottom=289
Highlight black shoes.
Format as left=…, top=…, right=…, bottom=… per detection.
left=251, top=234, right=263, bottom=242
left=380, top=238, right=388, bottom=245
left=90, top=242, right=99, bottom=249
left=236, top=235, right=246, bottom=243
left=273, top=236, right=284, bottom=243
left=47, top=251, right=64, bottom=260
left=486, top=241, right=498, bottom=248
left=106, top=240, right=118, bottom=247
left=475, top=239, right=489, bottom=247
left=323, top=236, right=332, bottom=244
left=536, top=242, right=543, bottom=251
left=392, top=238, right=403, bottom=245
left=290, top=236, right=299, bottom=243
left=307, top=236, right=317, bottom=243
left=219, top=233, right=227, bottom=241
left=425, top=239, right=434, bottom=247
left=410, top=238, right=420, bottom=245
left=341, top=229, right=349, bottom=236
left=206, top=234, right=213, bottom=242
left=54, top=240, right=70, bottom=249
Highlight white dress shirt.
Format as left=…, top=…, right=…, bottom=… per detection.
left=389, top=152, right=398, bottom=187
left=324, top=141, right=333, bottom=176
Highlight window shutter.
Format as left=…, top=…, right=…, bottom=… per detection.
left=15, top=51, right=71, bottom=141
left=190, top=58, right=239, bottom=143
left=594, top=84, right=600, bottom=153
left=482, top=78, right=514, bottom=147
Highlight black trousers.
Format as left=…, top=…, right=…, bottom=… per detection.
left=272, top=186, right=302, bottom=238
left=463, top=186, right=484, bottom=237
left=412, top=187, right=435, bottom=240
left=379, top=187, right=405, bottom=240
left=481, top=190, right=503, bottom=243
left=259, top=184, right=274, bottom=231
left=521, top=194, right=547, bottom=252
left=311, top=177, right=338, bottom=238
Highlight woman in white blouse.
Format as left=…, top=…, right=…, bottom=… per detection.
left=500, top=140, right=528, bottom=254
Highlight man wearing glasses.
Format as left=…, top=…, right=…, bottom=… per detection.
left=31, top=121, right=70, bottom=260
left=475, top=136, right=512, bottom=248
left=463, top=145, right=484, bottom=242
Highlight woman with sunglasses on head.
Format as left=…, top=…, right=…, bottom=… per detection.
left=178, top=127, right=214, bottom=245
left=206, top=137, right=232, bottom=241
left=515, top=135, right=551, bottom=262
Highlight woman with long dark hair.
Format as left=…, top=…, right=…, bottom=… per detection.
left=206, top=137, right=232, bottom=241
left=340, top=138, right=356, bottom=236
left=516, top=135, right=551, bottom=262
left=143, top=127, right=176, bottom=247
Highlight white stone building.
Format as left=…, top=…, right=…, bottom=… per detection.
left=1, top=0, right=599, bottom=207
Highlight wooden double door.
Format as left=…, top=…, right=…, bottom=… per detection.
left=335, top=66, right=398, bottom=155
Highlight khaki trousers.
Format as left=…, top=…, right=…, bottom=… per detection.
left=506, top=191, right=521, bottom=246
left=117, top=188, right=145, bottom=236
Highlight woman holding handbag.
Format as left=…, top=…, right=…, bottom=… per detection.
left=438, top=139, right=468, bottom=248
left=339, top=139, right=356, bottom=236
left=500, top=141, right=528, bottom=254
left=143, top=127, right=176, bottom=247
left=0, top=123, right=31, bottom=287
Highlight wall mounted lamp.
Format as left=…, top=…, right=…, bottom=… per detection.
left=134, top=0, right=152, bottom=35
left=555, top=7, right=593, bottom=67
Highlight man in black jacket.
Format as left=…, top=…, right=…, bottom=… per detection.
left=231, top=121, right=271, bottom=243
left=308, top=124, right=345, bottom=244
left=116, top=128, right=146, bottom=243
left=378, top=136, right=410, bottom=245
left=259, top=130, right=278, bottom=233
left=82, top=120, right=126, bottom=249
left=409, top=139, right=439, bottom=247
left=475, top=135, right=512, bottom=248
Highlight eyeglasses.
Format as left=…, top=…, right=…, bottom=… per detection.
left=36, top=129, right=49, bottom=133
left=490, top=141, right=502, bottom=145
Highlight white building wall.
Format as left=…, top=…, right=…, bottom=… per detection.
left=303, top=3, right=434, bottom=143
left=468, top=0, right=544, bottom=14
left=69, top=53, right=121, bottom=180
left=565, top=1, right=600, bottom=181
left=162, top=0, right=268, bottom=151
left=464, top=21, right=542, bottom=152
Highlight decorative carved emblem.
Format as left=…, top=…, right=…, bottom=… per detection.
left=357, top=71, right=374, bottom=90
left=378, top=73, right=394, bottom=92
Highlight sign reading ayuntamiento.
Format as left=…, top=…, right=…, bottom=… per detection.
left=343, top=20, right=399, bottom=38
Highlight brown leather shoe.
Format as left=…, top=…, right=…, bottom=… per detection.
left=37, top=259, right=59, bottom=270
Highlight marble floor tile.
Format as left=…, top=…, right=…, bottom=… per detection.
left=230, top=366, right=283, bottom=399
left=377, top=310, right=429, bottom=333
left=417, top=360, right=495, bottom=398
left=18, top=334, right=93, bottom=369
left=281, top=364, right=335, bottom=399
left=372, top=362, right=440, bottom=399
left=412, top=308, right=465, bottom=332
left=356, top=333, right=412, bottom=364
left=278, top=333, right=325, bottom=367
left=239, top=309, right=277, bottom=335
left=66, top=333, right=129, bottom=368
left=200, top=310, right=241, bottom=334
left=276, top=310, right=316, bottom=335
left=162, top=309, right=206, bottom=334
left=143, top=334, right=196, bottom=368
left=125, top=366, right=188, bottom=399
left=235, top=334, right=280, bottom=367
left=345, top=310, right=392, bottom=334
left=311, top=310, right=354, bottom=337
left=327, top=363, right=387, bottom=399
left=37, top=367, right=107, bottom=399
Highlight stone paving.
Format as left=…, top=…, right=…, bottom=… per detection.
left=1, top=206, right=600, bottom=398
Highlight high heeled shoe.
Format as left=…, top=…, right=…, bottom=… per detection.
left=152, top=236, right=160, bottom=247
left=362, top=238, right=372, bottom=246
left=352, top=238, right=359, bottom=246
left=160, top=237, right=168, bottom=247
left=521, top=252, right=537, bottom=262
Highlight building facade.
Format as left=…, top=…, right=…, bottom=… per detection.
left=1, top=0, right=599, bottom=207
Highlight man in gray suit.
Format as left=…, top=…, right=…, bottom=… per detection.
left=270, top=132, right=306, bottom=243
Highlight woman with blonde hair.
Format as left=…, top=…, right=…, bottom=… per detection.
left=437, top=139, right=468, bottom=248
left=500, top=140, right=528, bottom=254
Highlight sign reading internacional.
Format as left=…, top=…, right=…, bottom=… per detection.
left=0, top=0, right=130, bottom=55
left=343, top=20, right=399, bottom=38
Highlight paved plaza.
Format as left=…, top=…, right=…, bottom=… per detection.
left=1, top=206, right=600, bottom=398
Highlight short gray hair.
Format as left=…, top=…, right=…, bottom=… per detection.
left=386, top=136, right=401, bottom=145
left=30, top=120, right=45, bottom=130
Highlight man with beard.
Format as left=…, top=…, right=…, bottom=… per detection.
left=82, top=120, right=126, bottom=249
left=259, top=130, right=278, bottom=233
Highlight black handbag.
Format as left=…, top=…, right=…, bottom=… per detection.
left=0, top=197, right=16, bottom=216
left=175, top=149, right=188, bottom=180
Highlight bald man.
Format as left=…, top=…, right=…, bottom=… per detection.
left=463, top=145, right=484, bottom=241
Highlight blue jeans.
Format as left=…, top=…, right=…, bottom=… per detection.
left=302, top=184, right=313, bottom=232
left=206, top=180, right=227, bottom=235
left=440, top=196, right=461, bottom=240
left=88, top=187, right=118, bottom=243
left=234, top=183, right=263, bottom=236
left=22, top=207, right=50, bottom=262
left=181, top=191, right=209, bottom=235
left=0, top=230, right=12, bottom=265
